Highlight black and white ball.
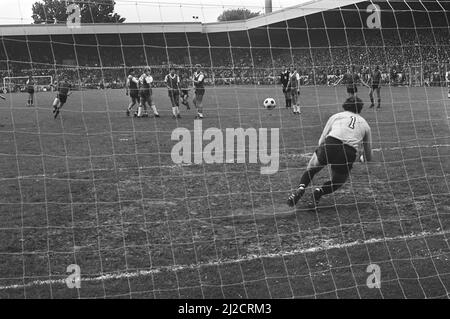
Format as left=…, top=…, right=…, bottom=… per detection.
left=264, top=98, right=276, bottom=110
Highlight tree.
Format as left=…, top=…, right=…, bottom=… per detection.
left=217, top=8, right=260, bottom=22
left=32, top=0, right=125, bottom=24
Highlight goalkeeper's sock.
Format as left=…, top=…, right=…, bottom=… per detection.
left=299, top=168, right=322, bottom=188
left=320, top=174, right=348, bottom=196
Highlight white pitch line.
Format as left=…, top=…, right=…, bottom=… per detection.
left=8, top=144, right=450, bottom=181
left=1, top=229, right=448, bottom=291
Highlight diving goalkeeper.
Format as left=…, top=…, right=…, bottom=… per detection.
left=287, top=97, right=373, bottom=207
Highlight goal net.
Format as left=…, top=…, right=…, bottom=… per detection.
left=0, top=0, right=448, bottom=299
left=2, top=76, right=53, bottom=93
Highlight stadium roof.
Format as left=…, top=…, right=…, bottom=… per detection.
left=0, top=0, right=365, bottom=36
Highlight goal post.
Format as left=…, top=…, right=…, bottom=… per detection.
left=2, top=75, right=53, bottom=93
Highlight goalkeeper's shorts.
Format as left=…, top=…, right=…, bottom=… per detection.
left=315, top=136, right=357, bottom=175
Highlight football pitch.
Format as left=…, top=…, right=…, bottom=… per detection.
left=0, top=85, right=449, bottom=299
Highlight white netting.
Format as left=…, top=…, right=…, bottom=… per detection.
left=0, top=0, right=449, bottom=299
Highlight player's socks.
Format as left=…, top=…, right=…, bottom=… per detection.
left=137, top=106, right=143, bottom=118
left=151, top=105, right=160, bottom=117
left=287, top=184, right=306, bottom=207
left=54, top=107, right=60, bottom=119
left=172, top=107, right=177, bottom=117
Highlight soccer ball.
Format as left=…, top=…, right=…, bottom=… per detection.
left=264, top=98, right=276, bottom=110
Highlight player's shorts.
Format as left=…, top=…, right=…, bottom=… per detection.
left=139, top=89, right=152, bottom=101
left=181, top=89, right=189, bottom=96
left=195, top=88, right=205, bottom=97
left=129, top=90, right=139, bottom=99
left=347, top=86, right=358, bottom=95
left=371, top=84, right=380, bottom=90
left=315, top=136, right=357, bottom=175
left=169, top=90, right=180, bottom=106
left=291, top=89, right=299, bottom=104
left=28, top=88, right=35, bottom=94
left=58, top=94, right=68, bottom=104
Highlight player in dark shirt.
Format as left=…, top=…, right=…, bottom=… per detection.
left=368, top=65, right=382, bottom=109
left=125, top=68, right=139, bottom=117
left=51, top=76, right=71, bottom=119
left=165, top=66, right=182, bottom=119
left=280, top=66, right=291, bottom=108
left=334, top=65, right=369, bottom=97
left=26, top=75, right=35, bottom=107
left=180, top=73, right=191, bottom=110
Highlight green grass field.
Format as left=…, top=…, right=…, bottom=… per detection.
left=0, top=85, right=449, bottom=299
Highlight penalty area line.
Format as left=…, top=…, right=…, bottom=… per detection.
left=0, top=229, right=449, bottom=291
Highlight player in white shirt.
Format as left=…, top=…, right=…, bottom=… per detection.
left=287, top=97, right=373, bottom=207
left=446, top=70, right=450, bottom=99
left=137, top=67, right=159, bottom=118
left=287, top=65, right=301, bottom=114
left=193, top=64, right=206, bottom=119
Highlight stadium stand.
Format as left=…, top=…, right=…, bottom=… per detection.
left=0, top=0, right=449, bottom=90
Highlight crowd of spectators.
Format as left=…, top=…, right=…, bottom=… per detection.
left=1, top=28, right=449, bottom=91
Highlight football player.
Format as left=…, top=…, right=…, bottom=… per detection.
left=165, top=66, right=181, bottom=119
left=368, top=65, right=382, bottom=109
left=280, top=66, right=291, bottom=108
left=51, top=75, right=71, bottom=119
left=334, top=65, right=369, bottom=98
left=26, top=75, right=35, bottom=107
left=287, top=96, right=373, bottom=207
left=287, top=65, right=301, bottom=114
left=138, top=67, right=159, bottom=118
left=193, top=64, right=205, bottom=119
left=180, top=72, right=191, bottom=110
left=446, top=69, right=450, bottom=99
left=125, top=69, right=139, bottom=117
